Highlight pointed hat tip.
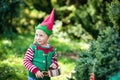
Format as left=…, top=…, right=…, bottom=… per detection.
left=50, top=9, right=55, bottom=16
left=52, top=8, right=55, bottom=12
left=40, top=9, right=55, bottom=30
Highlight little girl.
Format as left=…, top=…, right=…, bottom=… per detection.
left=23, top=9, right=58, bottom=80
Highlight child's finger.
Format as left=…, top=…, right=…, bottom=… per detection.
left=36, top=74, right=43, bottom=78
left=50, top=63, right=57, bottom=68
left=50, top=64, right=53, bottom=67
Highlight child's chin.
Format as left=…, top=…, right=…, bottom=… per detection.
left=37, top=42, right=41, bottom=45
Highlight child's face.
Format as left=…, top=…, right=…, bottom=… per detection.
left=34, top=29, right=49, bottom=46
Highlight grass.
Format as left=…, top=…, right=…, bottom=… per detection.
left=0, top=33, right=89, bottom=80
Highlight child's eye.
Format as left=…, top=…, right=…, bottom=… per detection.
left=39, top=34, right=43, bottom=36
left=35, top=34, right=38, bottom=36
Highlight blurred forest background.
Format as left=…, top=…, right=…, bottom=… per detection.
left=0, top=0, right=120, bottom=80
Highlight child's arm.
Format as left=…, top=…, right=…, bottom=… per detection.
left=23, top=48, right=39, bottom=74
left=50, top=54, right=59, bottom=68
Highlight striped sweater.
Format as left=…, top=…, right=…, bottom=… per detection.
left=23, top=47, right=58, bottom=74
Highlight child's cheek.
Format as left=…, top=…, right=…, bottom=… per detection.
left=34, top=36, right=37, bottom=40
left=34, top=37, right=38, bottom=43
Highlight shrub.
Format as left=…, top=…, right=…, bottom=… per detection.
left=0, top=59, right=27, bottom=80
left=73, top=27, right=120, bottom=80
left=0, top=63, right=17, bottom=80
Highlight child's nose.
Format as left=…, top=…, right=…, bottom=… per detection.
left=37, top=37, right=41, bottom=40
left=37, top=36, right=40, bottom=38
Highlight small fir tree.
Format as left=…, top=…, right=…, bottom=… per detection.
left=73, top=27, right=120, bottom=80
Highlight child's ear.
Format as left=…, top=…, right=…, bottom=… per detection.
left=48, top=36, right=51, bottom=40
left=49, top=35, right=53, bottom=38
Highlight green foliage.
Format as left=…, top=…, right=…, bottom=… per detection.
left=73, top=27, right=120, bottom=80
left=23, top=0, right=52, bottom=13
left=72, top=1, right=120, bottom=80
left=72, top=50, right=92, bottom=80
left=49, top=38, right=83, bottom=53
left=0, top=58, right=27, bottom=80
left=73, top=0, right=111, bottom=39
left=0, top=34, right=34, bottom=60
left=0, top=0, right=108, bottom=41
left=0, top=64, right=17, bottom=80
left=0, top=0, right=22, bottom=36
left=1, top=0, right=118, bottom=41
left=108, top=0, right=120, bottom=29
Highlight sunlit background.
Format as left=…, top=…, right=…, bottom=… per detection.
left=0, top=0, right=120, bottom=80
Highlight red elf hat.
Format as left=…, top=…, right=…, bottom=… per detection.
left=35, top=9, right=55, bottom=36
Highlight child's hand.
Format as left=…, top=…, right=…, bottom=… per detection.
left=35, top=71, right=44, bottom=78
left=50, top=63, right=57, bottom=69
